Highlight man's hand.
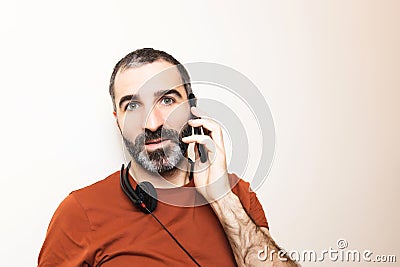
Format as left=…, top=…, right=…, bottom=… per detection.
left=181, top=106, right=232, bottom=202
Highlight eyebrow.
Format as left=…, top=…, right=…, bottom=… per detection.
left=154, top=89, right=183, bottom=99
left=119, top=94, right=138, bottom=109
left=118, top=89, right=183, bottom=109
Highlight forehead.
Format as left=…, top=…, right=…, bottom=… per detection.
left=114, top=60, right=185, bottom=102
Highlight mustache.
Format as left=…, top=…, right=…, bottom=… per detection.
left=135, top=124, right=191, bottom=146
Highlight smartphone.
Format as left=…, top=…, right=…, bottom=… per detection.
left=188, top=93, right=208, bottom=163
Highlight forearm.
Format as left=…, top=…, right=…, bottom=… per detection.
left=210, top=191, right=299, bottom=267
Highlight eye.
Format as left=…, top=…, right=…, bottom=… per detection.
left=126, top=101, right=140, bottom=111
left=161, top=96, right=175, bottom=105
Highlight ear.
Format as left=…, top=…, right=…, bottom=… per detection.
left=113, top=111, right=121, bottom=131
left=113, top=111, right=117, bottom=125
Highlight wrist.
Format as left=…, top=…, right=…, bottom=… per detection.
left=210, top=191, right=245, bottom=224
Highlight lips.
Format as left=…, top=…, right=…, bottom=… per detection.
left=145, top=138, right=168, bottom=145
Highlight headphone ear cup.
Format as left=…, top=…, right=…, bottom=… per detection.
left=136, top=181, right=158, bottom=213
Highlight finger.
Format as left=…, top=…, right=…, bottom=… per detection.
left=188, top=118, right=224, bottom=146
left=182, top=135, right=216, bottom=154
left=188, top=118, right=219, bottom=132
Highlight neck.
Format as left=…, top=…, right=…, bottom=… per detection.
left=129, top=158, right=191, bottom=188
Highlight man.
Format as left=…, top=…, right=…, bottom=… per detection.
left=38, top=48, right=298, bottom=266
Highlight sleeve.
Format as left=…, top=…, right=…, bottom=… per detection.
left=229, top=173, right=269, bottom=229
left=38, top=193, right=93, bottom=267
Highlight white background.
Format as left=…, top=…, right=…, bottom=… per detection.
left=0, top=1, right=399, bottom=266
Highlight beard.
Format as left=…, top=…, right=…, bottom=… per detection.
left=123, top=124, right=192, bottom=174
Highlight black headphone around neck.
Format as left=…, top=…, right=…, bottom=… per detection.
left=119, top=161, right=158, bottom=213
left=119, top=161, right=200, bottom=266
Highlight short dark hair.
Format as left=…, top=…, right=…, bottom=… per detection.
left=109, top=48, right=192, bottom=111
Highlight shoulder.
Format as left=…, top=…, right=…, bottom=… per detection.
left=228, top=173, right=269, bottom=229
left=227, top=172, right=254, bottom=203
left=47, top=170, right=121, bottom=228
left=38, top=186, right=97, bottom=265
left=71, top=170, right=121, bottom=204
left=69, top=170, right=133, bottom=225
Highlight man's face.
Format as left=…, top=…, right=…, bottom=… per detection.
left=113, top=60, right=192, bottom=173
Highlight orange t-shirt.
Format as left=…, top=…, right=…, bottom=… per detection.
left=38, top=171, right=268, bottom=267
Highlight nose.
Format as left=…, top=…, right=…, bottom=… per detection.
left=144, top=107, right=164, bottom=132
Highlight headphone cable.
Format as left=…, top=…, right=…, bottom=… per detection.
left=144, top=206, right=201, bottom=267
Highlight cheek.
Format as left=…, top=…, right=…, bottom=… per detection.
left=163, top=104, right=191, bottom=130
left=118, top=113, right=143, bottom=141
